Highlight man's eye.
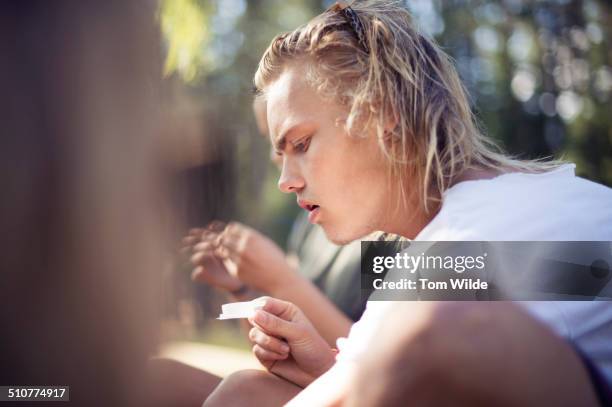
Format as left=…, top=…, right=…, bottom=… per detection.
left=293, top=137, right=311, bottom=152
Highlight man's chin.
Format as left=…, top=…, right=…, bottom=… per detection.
left=319, top=224, right=371, bottom=245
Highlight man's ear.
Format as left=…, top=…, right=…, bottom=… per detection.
left=381, top=109, right=399, bottom=144
left=381, top=124, right=398, bottom=148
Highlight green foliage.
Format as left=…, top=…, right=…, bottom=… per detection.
left=431, top=0, right=611, bottom=185
left=160, top=0, right=212, bottom=82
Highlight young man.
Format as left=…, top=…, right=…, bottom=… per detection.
left=205, top=1, right=612, bottom=405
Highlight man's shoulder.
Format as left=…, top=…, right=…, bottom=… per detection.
left=417, top=169, right=612, bottom=241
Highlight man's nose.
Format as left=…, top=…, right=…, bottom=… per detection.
left=278, top=159, right=305, bottom=193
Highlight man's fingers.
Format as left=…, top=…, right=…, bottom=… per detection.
left=190, top=251, right=208, bottom=265
left=181, top=234, right=200, bottom=248
left=188, top=228, right=204, bottom=236
left=218, top=222, right=251, bottom=251
left=190, top=256, right=226, bottom=281
left=249, top=327, right=290, bottom=355
left=248, top=297, right=308, bottom=341
left=249, top=310, right=304, bottom=341
left=217, top=231, right=245, bottom=255
left=181, top=228, right=211, bottom=252
left=192, top=239, right=228, bottom=262
left=193, top=240, right=216, bottom=254
left=258, top=296, right=299, bottom=321
left=206, top=220, right=227, bottom=233
left=252, top=344, right=288, bottom=363
left=191, top=265, right=211, bottom=283
left=223, top=221, right=245, bottom=235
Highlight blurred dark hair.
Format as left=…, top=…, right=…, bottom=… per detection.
left=0, top=2, right=166, bottom=405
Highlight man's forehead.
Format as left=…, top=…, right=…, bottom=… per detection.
left=269, top=63, right=311, bottom=95
left=265, top=66, right=316, bottom=136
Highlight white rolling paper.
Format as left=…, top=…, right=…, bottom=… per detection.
left=217, top=298, right=266, bottom=320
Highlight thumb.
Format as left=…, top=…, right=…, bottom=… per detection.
left=260, top=297, right=299, bottom=321
left=249, top=297, right=304, bottom=341
left=250, top=310, right=303, bottom=341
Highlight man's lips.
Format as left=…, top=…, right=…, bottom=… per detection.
left=297, top=199, right=319, bottom=211
left=297, top=199, right=321, bottom=223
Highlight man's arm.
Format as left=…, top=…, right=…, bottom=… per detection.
left=187, top=223, right=353, bottom=345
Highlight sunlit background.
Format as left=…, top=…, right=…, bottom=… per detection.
left=157, top=0, right=612, bottom=358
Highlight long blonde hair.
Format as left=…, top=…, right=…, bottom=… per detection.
left=254, top=0, right=561, bottom=213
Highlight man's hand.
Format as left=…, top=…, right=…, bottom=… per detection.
left=247, top=297, right=336, bottom=388
left=183, top=222, right=295, bottom=295
left=182, top=226, right=244, bottom=293
left=216, top=222, right=295, bottom=293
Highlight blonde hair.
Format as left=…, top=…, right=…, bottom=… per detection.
left=254, top=0, right=561, bottom=213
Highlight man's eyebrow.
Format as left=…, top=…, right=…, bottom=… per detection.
left=273, top=132, right=287, bottom=152
left=273, top=123, right=304, bottom=152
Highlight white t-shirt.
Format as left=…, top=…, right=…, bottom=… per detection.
left=288, top=164, right=612, bottom=405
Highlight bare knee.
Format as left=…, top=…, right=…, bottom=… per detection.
left=203, top=370, right=264, bottom=407
left=146, top=357, right=221, bottom=407
left=204, top=369, right=300, bottom=407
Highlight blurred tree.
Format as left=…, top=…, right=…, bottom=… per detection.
left=426, top=0, right=612, bottom=185
left=160, top=0, right=213, bottom=82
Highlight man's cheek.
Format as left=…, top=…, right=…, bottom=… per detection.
left=306, top=161, right=328, bottom=187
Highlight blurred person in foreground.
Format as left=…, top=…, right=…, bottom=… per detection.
left=0, top=1, right=174, bottom=406
left=183, top=97, right=372, bottom=347
left=199, top=1, right=612, bottom=406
